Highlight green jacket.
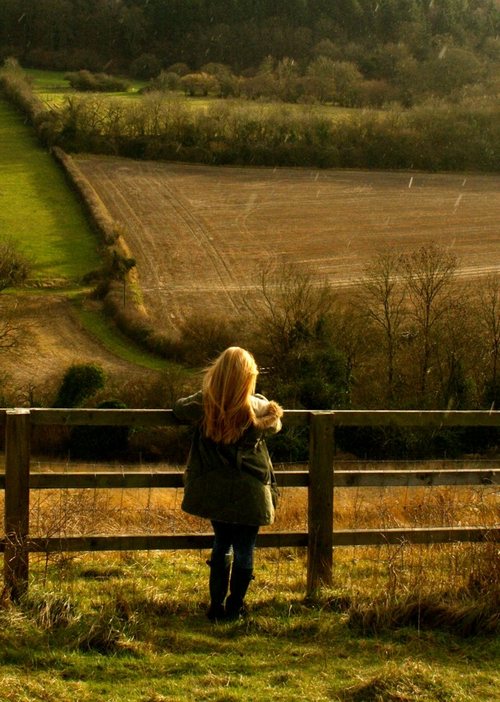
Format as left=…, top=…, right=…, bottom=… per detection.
left=173, top=391, right=282, bottom=526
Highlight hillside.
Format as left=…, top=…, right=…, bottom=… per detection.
left=0, top=295, right=158, bottom=405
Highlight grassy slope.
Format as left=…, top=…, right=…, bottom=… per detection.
left=0, top=552, right=498, bottom=702
left=0, top=98, right=101, bottom=284
left=75, top=302, right=168, bottom=371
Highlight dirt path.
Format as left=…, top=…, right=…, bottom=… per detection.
left=0, top=295, right=156, bottom=404
left=73, top=157, right=500, bottom=330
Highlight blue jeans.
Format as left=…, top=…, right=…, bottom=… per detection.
left=210, top=521, right=259, bottom=570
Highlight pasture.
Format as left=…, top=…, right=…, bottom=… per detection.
left=24, top=68, right=145, bottom=105
left=0, top=98, right=100, bottom=284
left=72, top=155, right=500, bottom=331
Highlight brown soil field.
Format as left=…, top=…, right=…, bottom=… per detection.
left=0, top=295, right=156, bottom=403
left=74, top=156, right=500, bottom=330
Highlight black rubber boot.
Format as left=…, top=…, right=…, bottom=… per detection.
left=225, top=566, right=254, bottom=621
left=206, top=557, right=231, bottom=621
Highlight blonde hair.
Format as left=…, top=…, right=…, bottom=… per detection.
left=202, top=346, right=258, bottom=444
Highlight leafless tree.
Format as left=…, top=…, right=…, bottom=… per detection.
left=476, top=273, right=500, bottom=405
left=434, top=284, right=479, bottom=408
left=400, top=243, right=457, bottom=402
left=247, top=258, right=334, bottom=365
left=361, top=251, right=407, bottom=403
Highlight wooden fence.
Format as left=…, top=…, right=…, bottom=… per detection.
left=1, top=407, right=499, bottom=600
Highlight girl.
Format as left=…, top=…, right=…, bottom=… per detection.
left=173, top=346, right=283, bottom=621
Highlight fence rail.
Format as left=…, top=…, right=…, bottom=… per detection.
left=1, top=407, right=499, bottom=600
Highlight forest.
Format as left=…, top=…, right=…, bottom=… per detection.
left=1, top=0, right=499, bottom=107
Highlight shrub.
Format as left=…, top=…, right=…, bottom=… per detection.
left=176, top=312, right=245, bottom=366
left=144, top=71, right=182, bottom=93
left=65, top=70, right=129, bottom=93
left=54, top=363, right=106, bottom=408
left=0, top=237, right=31, bottom=290
left=130, top=53, right=162, bottom=80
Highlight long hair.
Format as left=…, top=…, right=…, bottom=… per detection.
left=202, top=347, right=258, bottom=444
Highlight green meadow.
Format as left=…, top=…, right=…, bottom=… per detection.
left=0, top=97, right=100, bottom=285
left=25, top=67, right=145, bottom=105
left=0, top=551, right=498, bottom=702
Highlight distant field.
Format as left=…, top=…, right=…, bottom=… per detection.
left=25, top=67, right=358, bottom=120
left=73, top=155, right=500, bottom=330
left=25, top=67, right=145, bottom=104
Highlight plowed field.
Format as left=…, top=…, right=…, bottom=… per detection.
left=74, top=156, right=500, bottom=330
left=1, top=295, right=155, bottom=402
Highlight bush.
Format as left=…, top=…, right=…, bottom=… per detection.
left=143, top=71, right=181, bottom=93
left=54, top=363, right=106, bottom=408
left=130, top=53, right=162, bottom=80
left=65, top=70, right=129, bottom=93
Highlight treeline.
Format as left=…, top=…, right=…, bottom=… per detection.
left=148, top=44, right=497, bottom=110
left=55, top=93, right=500, bottom=172
left=1, top=0, right=498, bottom=83
left=2, top=61, right=498, bottom=173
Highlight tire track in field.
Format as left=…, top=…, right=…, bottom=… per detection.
left=326, top=263, right=500, bottom=291
left=155, top=177, right=240, bottom=312
left=82, top=163, right=165, bottom=294
left=80, top=159, right=240, bottom=316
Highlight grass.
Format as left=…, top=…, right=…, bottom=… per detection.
left=0, top=549, right=498, bottom=702
left=73, top=299, right=170, bottom=371
left=25, top=68, right=145, bottom=105
left=0, top=97, right=101, bottom=284
left=1, top=468, right=498, bottom=700
left=0, top=87, right=171, bottom=373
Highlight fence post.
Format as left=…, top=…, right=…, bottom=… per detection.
left=307, top=411, right=334, bottom=596
left=4, top=409, right=31, bottom=601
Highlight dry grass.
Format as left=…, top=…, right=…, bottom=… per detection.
left=1, top=456, right=497, bottom=635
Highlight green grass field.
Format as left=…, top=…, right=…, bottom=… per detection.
left=1, top=551, right=498, bottom=702
left=0, top=94, right=171, bottom=372
left=74, top=301, right=169, bottom=371
left=25, top=67, right=358, bottom=120
left=0, top=97, right=101, bottom=284
left=25, top=67, right=145, bottom=105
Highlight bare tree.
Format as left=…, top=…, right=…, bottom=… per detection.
left=400, top=244, right=457, bottom=402
left=0, top=237, right=30, bottom=291
left=434, top=286, right=478, bottom=408
left=249, top=258, right=334, bottom=365
left=0, top=239, right=31, bottom=358
left=361, top=251, right=407, bottom=403
left=476, top=273, right=500, bottom=405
